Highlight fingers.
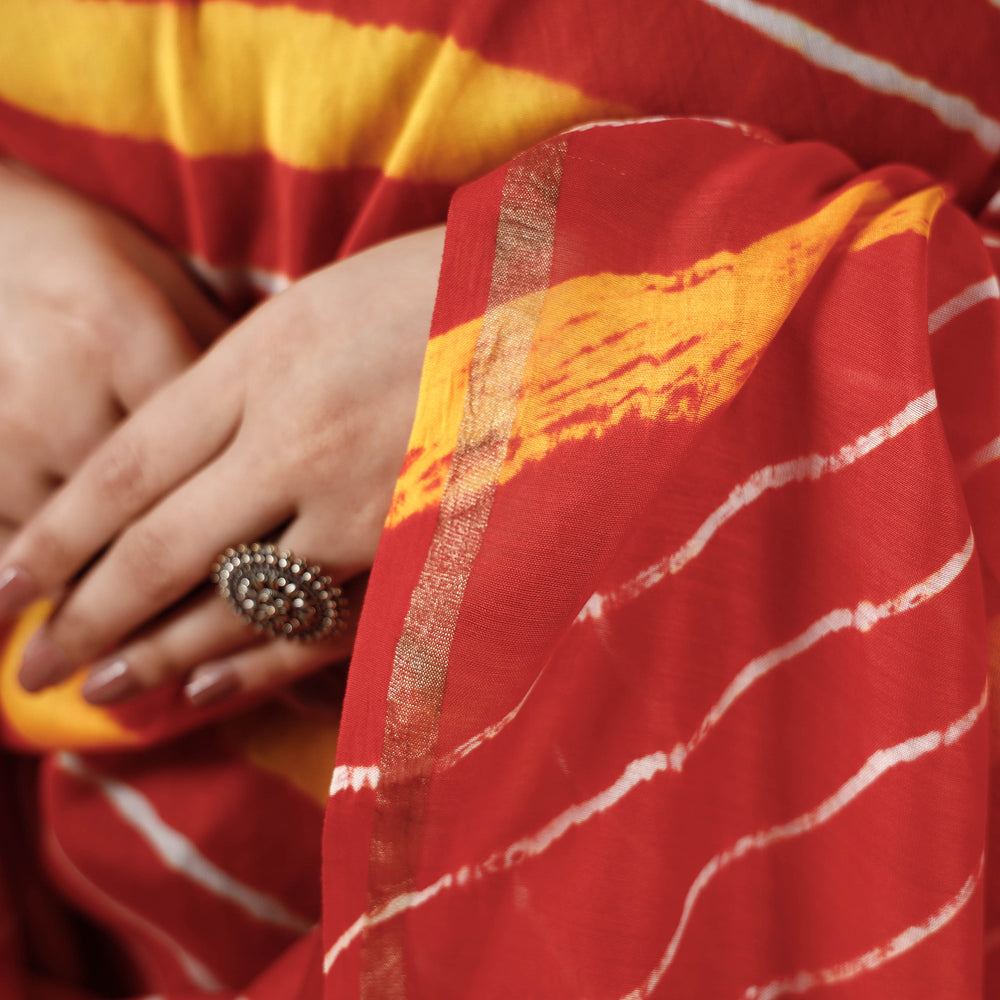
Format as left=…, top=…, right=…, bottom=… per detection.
left=79, top=575, right=362, bottom=709
left=16, top=444, right=291, bottom=690
left=3, top=224, right=444, bottom=706
left=0, top=463, right=61, bottom=524
left=79, top=595, right=259, bottom=704
left=0, top=522, right=16, bottom=556
left=185, top=631, right=352, bottom=708
left=0, top=163, right=231, bottom=643
left=0, top=341, right=121, bottom=496
left=110, top=279, right=202, bottom=411
left=111, top=225, right=228, bottom=351
left=73, top=514, right=365, bottom=708
left=42, top=398, right=123, bottom=480
left=0, top=349, right=243, bottom=610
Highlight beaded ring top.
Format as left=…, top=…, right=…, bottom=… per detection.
left=212, top=542, right=347, bottom=641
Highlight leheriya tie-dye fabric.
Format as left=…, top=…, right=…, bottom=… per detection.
left=0, top=2, right=998, bottom=998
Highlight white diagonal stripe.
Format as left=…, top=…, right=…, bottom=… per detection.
left=438, top=676, right=542, bottom=771
left=566, top=115, right=777, bottom=143
left=324, top=539, right=972, bottom=975
left=47, top=827, right=223, bottom=992
left=330, top=679, right=543, bottom=798
left=579, top=391, right=938, bottom=622
left=184, top=253, right=292, bottom=299
left=743, top=855, right=982, bottom=998
left=329, top=764, right=381, bottom=796
left=697, top=0, right=1000, bottom=152
left=566, top=115, right=671, bottom=133
left=674, top=533, right=972, bottom=771
left=622, top=688, right=987, bottom=999
left=58, top=752, right=313, bottom=934
left=928, top=275, right=1000, bottom=334
left=324, top=751, right=670, bottom=973
left=958, top=431, right=1000, bottom=480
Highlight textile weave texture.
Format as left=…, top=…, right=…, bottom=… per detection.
left=0, top=1, right=997, bottom=998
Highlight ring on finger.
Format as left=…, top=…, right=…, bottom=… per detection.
left=212, top=542, right=348, bottom=641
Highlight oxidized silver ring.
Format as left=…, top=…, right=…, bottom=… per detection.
left=212, top=543, right=347, bottom=641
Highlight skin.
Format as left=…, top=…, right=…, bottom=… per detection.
left=0, top=159, right=226, bottom=551
left=1, top=224, right=446, bottom=706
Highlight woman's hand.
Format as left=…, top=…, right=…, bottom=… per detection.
left=0, top=162, right=227, bottom=553
left=0, top=225, right=445, bottom=706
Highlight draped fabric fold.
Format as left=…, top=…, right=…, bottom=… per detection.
left=0, top=3, right=998, bottom=997
left=326, top=118, right=1000, bottom=997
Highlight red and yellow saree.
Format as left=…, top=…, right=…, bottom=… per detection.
left=0, top=1, right=999, bottom=997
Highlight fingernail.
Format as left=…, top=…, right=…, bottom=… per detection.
left=184, top=663, right=241, bottom=708
left=0, top=566, right=39, bottom=621
left=18, top=634, right=74, bottom=692
left=81, top=659, right=140, bottom=706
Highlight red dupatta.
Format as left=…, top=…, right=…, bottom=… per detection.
left=324, top=118, right=1000, bottom=998
left=0, top=114, right=996, bottom=1000
left=0, top=0, right=995, bottom=996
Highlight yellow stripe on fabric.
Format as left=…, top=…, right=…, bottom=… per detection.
left=223, top=702, right=340, bottom=809
left=0, top=601, right=138, bottom=749
left=0, top=0, right=626, bottom=183
left=848, top=186, right=948, bottom=252
left=389, top=179, right=944, bottom=526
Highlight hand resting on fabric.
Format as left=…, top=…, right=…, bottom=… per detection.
left=0, top=161, right=227, bottom=555
left=0, top=224, right=445, bottom=707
